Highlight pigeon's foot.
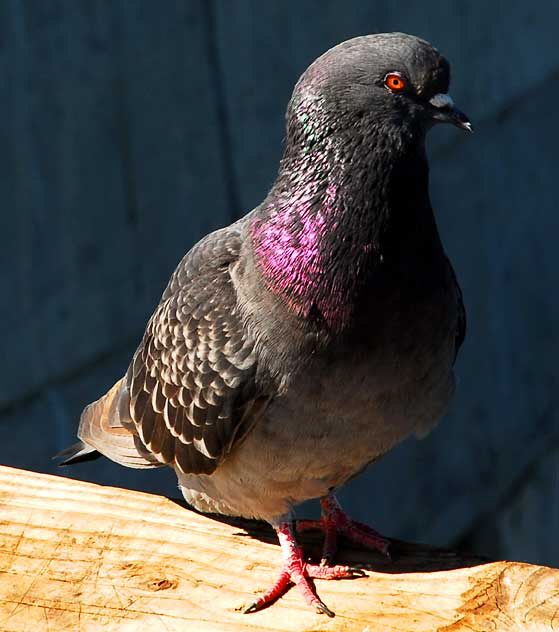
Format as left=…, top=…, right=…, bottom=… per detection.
left=298, top=493, right=390, bottom=565
left=244, top=522, right=364, bottom=617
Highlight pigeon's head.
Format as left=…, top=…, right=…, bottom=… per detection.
left=288, top=33, right=471, bottom=148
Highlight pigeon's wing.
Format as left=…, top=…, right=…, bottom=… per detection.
left=128, top=226, right=267, bottom=475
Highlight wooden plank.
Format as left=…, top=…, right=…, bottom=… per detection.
left=0, top=465, right=557, bottom=631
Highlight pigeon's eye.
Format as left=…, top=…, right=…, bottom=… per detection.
left=384, top=73, right=406, bottom=92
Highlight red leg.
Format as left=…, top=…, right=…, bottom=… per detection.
left=244, top=521, right=364, bottom=617
left=297, top=516, right=339, bottom=564
left=298, top=495, right=390, bottom=564
left=319, top=494, right=390, bottom=563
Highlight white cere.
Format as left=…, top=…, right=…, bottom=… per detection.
left=429, top=93, right=455, bottom=109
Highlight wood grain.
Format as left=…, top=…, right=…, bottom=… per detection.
left=0, top=465, right=557, bottom=631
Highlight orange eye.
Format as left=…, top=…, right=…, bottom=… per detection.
left=384, top=73, right=406, bottom=92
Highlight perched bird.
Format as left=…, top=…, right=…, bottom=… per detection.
left=59, top=33, right=469, bottom=617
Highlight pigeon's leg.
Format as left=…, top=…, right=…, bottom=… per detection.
left=319, top=494, right=390, bottom=564
left=297, top=494, right=390, bottom=564
left=244, top=521, right=364, bottom=617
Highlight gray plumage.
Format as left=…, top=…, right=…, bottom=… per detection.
left=61, top=33, right=467, bottom=529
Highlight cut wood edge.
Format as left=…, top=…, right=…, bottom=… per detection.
left=0, top=465, right=557, bottom=632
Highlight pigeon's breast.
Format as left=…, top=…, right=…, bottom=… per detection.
left=178, top=260, right=459, bottom=522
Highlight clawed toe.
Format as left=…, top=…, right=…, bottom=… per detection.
left=244, top=601, right=260, bottom=614
left=315, top=601, right=335, bottom=617
left=244, top=521, right=368, bottom=617
left=305, top=562, right=366, bottom=580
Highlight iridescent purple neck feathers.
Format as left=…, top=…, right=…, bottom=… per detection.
left=250, top=87, right=432, bottom=331
left=251, top=181, right=360, bottom=329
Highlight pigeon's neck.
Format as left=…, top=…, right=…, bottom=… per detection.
left=250, top=108, right=439, bottom=331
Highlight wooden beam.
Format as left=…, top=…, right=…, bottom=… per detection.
left=0, top=465, right=557, bottom=631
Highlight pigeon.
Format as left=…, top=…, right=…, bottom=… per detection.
left=58, top=33, right=469, bottom=617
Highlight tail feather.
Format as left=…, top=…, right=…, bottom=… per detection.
left=58, top=377, right=163, bottom=470
left=55, top=441, right=101, bottom=466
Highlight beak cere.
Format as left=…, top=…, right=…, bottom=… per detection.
left=429, top=93, right=473, bottom=132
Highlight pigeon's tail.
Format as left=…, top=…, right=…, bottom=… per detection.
left=56, top=441, right=101, bottom=466
left=56, top=378, right=163, bottom=470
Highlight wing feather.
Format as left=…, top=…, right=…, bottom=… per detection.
left=126, top=227, right=267, bottom=475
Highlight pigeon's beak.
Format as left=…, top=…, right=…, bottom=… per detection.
left=429, top=93, right=473, bottom=132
